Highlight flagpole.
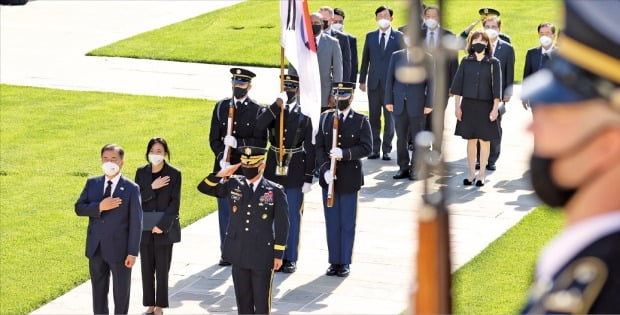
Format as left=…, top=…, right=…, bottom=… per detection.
left=279, top=47, right=286, bottom=174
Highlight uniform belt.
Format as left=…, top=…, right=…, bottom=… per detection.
left=269, top=145, right=303, bottom=154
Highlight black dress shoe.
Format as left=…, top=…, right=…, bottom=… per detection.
left=367, top=153, right=380, bottom=159
left=218, top=258, right=231, bottom=266
left=475, top=163, right=480, bottom=170
left=326, top=264, right=340, bottom=276
left=281, top=261, right=296, bottom=273
left=337, top=264, right=350, bottom=277
left=408, top=144, right=414, bottom=151
left=463, top=178, right=473, bottom=186
left=408, top=170, right=416, bottom=181
left=392, top=169, right=410, bottom=179
left=486, top=164, right=496, bottom=171
left=476, top=179, right=485, bottom=187
left=382, top=153, right=391, bottom=160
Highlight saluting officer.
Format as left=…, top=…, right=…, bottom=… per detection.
left=519, top=1, right=620, bottom=313
left=255, top=74, right=315, bottom=274
left=209, top=68, right=267, bottom=266
left=197, top=146, right=289, bottom=314
left=315, top=82, right=372, bottom=277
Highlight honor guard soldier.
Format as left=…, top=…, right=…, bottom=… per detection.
left=519, top=1, right=620, bottom=313
left=197, top=146, right=289, bottom=314
left=315, top=82, right=372, bottom=277
left=208, top=68, right=267, bottom=266
left=254, top=74, right=315, bottom=273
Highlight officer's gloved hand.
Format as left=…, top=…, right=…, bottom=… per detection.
left=277, top=92, right=287, bottom=105
left=224, top=135, right=237, bottom=148
left=330, top=148, right=343, bottom=159
left=302, top=182, right=312, bottom=193
left=219, top=159, right=231, bottom=170
left=522, top=100, right=530, bottom=110
left=323, top=170, right=334, bottom=184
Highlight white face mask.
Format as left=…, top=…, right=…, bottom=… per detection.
left=148, top=154, right=165, bottom=165
left=424, top=18, right=438, bottom=29
left=101, top=161, right=120, bottom=177
left=485, top=28, right=499, bottom=39
left=377, top=19, right=391, bottom=29
left=331, top=23, right=343, bottom=32
left=539, top=35, right=553, bottom=47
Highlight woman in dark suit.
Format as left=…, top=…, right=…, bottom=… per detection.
left=450, top=31, right=501, bottom=187
left=134, top=137, right=181, bottom=315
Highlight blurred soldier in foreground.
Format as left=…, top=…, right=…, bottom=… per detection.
left=520, top=0, right=620, bottom=313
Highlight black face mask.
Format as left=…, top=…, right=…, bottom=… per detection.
left=312, top=24, right=322, bottom=36
left=233, top=86, right=247, bottom=99
left=241, top=166, right=260, bottom=179
left=285, top=91, right=297, bottom=104
left=529, top=155, right=576, bottom=208
left=337, top=99, right=350, bottom=111
left=472, top=43, right=486, bottom=53
left=322, top=20, right=329, bottom=30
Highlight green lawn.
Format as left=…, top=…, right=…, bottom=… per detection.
left=88, top=0, right=562, bottom=82
left=0, top=84, right=218, bottom=315
left=453, top=206, right=564, bottom=314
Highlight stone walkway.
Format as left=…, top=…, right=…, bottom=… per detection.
left=1, top=1, right=538, bottom=314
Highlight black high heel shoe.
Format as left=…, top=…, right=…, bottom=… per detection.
left=475, top=179, right=484, bottom=187
left=463, top=178, right=474, bottom=186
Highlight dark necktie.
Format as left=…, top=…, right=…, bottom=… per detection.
left=236, top=101, right=242, bottom=108
left=249, top=183, right=255, bottom=197
left=429, top=31, right=435, bottom=48
left=339, top=113, right=345, bottom=123
left=104, top=180, right=112, bottom=198
left=380, top=32, right=386, bottom=52
left=542, top=53, right=550, bottom=67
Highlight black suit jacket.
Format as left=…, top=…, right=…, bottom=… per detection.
left=134, top=162, right=181, bottom=244
left=198, top=175, right=289, bottom=270
left=255, top=102, right=315, bottom=188
left=492, top=39, right=515, bottom=98
left=327, top=30, right=352, bottom=84
left=315, top=109, right=372, bottom=193
left=344, top=32, right=358, bottom=83
left=384, top=49, right=432, bottom=117
left=523, top=46, right=555, bottom=80
left=75, top=175, right=142, bottom=262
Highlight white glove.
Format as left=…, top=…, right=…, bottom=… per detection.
left=330, top=147, right=343, bottom=159
left=219, top=159, right=231, bottom=170
left=323, top=170, right=334, bottom=184
left=224, top=135, right=237, bottom=148
left=302, top=182, right=312, bottom=194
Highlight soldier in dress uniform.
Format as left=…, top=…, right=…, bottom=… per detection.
left=519, top=1, right=620, bottom=313
left=315, top=81, right=372, bottom=277
left=254, top=74, right=315, bottom=273
left=208, top=68, right=268, bottom=266
left=197, top=146, right=289, bottom=314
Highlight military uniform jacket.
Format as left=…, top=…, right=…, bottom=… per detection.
left=209, top=97, right=267, bottom=173
left=197, top=174, right=289, bottom=270
left=521, top=230, right=620, bottom=314
left=316, top=109, right=372, bottom=194
left=254, top=101, right=315, bottom=188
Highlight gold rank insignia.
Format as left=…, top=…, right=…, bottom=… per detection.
left=338, top=83, right=343, bottom=88
left=286, top=75, right=291, bottom=80
left=262, top=214, right=268, bottom=219
left=245, top=147, right=252, bottom=155
left=236, top=69, right=241, bottom=74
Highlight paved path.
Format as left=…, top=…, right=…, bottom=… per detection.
left=2, top=1, right=538, bottom=314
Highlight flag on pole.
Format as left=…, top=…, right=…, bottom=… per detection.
left=280, top=0, right=321, bottom=141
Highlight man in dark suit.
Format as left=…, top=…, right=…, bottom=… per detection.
left=359, top=5, right=403, bottom=161
left=478, top=16, right=515, bottom=171
left=254, top=75, right=315, bottom=273
left=319, top=6, right=351, bottom=85
left=75, top=144, right=142, bottom=315
left=197, top=146, right=289, bottom=314
left=522, top=22, right=557, bottom=109
left=385, top=48, right=432, bottom=181
left=520, top=1, right=620, bottom=313
left=209, top=67, right=267, bottom=266
left=333, top=8, right=358, bottom=84
left=419, top=5, right=459, bottom=133
left=316, top=82, right=372, bottom=277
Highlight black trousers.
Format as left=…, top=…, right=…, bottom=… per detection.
left=394, top=112, right=425, bottom=170
left=367, top=85, right=394, bottom=154
left=140, top=239, right=173, bottom=307
left=89, top=247, right=132, bottom=315
left=476, top=110, right=503, bottom=165
left=231, top=266, right=274, bottom=314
